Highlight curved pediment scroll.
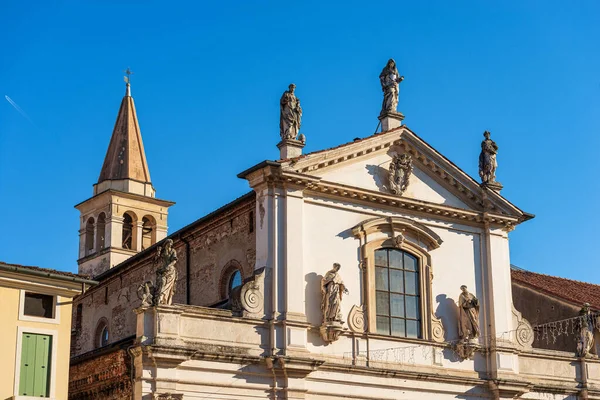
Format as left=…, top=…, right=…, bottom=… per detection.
left=351, top=216, right=443, bottom=250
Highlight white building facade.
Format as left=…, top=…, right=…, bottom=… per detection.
left=131, top=119, right=600, bottom=399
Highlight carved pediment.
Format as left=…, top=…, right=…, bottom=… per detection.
left=276, top=126, right=529, bottom=224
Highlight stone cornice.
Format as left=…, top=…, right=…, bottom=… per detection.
left=277, top=127, right=529, bottom=223
left=305, top=179, right=519, bottom=230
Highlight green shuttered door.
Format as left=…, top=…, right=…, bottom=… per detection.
left=19, top=333, right=52, bottom=397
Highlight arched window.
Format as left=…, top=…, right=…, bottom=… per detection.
left=96, top=213, right=106, bottom=251
left=95, top=319, right=109, bottom=348
left=122, top=213, right=134, bottom=250
left=352, top=216, right=445, bottom=343
left=141, top=215, right=156, bottom=250
left=228, top=270, right=242, bottom=295
left=219, top=260, right=244, bottom=299
left=85, top=217, right=95, bottom=255
left=374, top=248, right=421, bottom=338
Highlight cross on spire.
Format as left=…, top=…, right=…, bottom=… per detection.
left=123, top=67, right=133, bottom=96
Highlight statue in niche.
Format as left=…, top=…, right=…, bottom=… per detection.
left=280, top=83, right=303, bottom=141
left=137, top=239, right=178, bottom=307
left=576, top=303, right=598, bottom=357
left=321, top=263, right=349, bottom=323
left=458, top=285, right=480, bottom=341
left=379, top=59, right=404, bottom=115
left=478, top=131, right=499, bottom=184
left=388, top=153, right=413, bottom=195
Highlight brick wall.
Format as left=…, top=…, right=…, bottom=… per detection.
left=71, top=194, right=256, bottom=357
left=69, top=347, right=132, bottom=400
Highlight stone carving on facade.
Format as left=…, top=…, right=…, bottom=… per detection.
left=320, top=263, right=348, bottom=343
left=454, top=285, right=480, bottom=360
left=431, top=313, right=446, bottom=343
left=280, top=83, right=303, bottom=141
left=576, top=303, right=598, bottom=357
left=511, top=303, right=534, bottom=349
left=231, top=267, right=265, bottom=317
left=392, top=233, right=405, bottom=248
left=136, top=239, right=178, bottom=307
left=388, top=153, right=413, bottom=195
left=348, top=304, right=367, bottom=333
left=379, top=58, right=404, bottom=116
left=478, top=131, right=502, bottom=190
left=153, top=394, right=183, bottom=400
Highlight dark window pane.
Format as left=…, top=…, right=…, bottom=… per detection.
left=388, top=250, right=403, bottom=269
left=374, top=250, right=387, bottom=266
left=404, top=253, right=418, bottom=271
left=404, top=271, right=419, bottom=295
left=376, top=291, right=389, bottom=315
left=391, top=318, right=406, bottom=337
left=390, top=294, right=405, bottom=317
left=23, top=293, right=54, bottom=318
left=389, top=269, right=404, bottom=293
left=406, top=320, right=420, bottom=338
left=406, top=296, right=420, bottom=319
left=375, top=267, right=388, bottom=290
left=376, top=316, right=390, bottom=335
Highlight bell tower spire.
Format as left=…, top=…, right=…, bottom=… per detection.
left=75, top=72, right=175, bottom=277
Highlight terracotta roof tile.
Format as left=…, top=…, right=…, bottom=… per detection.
left=511, top=268, right=600, bottom=310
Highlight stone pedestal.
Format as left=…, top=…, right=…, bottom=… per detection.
left=378, top=111, right=404, bottom=131
left=482, top=181, right=503, bottom=193
left=320, top=321, right=344, bottom=343
left=277, top=139, right=305, bottom=160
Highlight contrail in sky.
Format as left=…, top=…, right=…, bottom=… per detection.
left=5, top=95, right=36, bottom=126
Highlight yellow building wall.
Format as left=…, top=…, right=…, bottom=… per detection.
left=0, top=286, right=73, bottom=400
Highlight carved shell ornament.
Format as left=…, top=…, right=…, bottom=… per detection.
left=388, top=153, right=413, bottom=195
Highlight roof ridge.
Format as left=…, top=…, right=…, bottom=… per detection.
left=512, top=268, right=600, bottom=288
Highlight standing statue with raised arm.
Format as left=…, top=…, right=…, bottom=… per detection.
left=479, top=131, right=499, bottom=184
left=280, top=83, right=303, bottom=141
left=154, top=239, right=178, bottom=305
left=379, top=59, right=404, bottom=115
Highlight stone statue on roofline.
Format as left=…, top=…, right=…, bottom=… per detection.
left=379, top=59, right=404, bottom=116
left=137, top=239, right=178, bottom=307
left=280, top=83, right=303, bottom=142
left=478, top=131, right=502, bottom=191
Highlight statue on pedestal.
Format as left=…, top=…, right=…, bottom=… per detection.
left=576, top=303, right=598, bottom=357
left=379, top=59, right=404, bottom=115
left=454, top=285, right=480, bottom=360
left=458, top=285, right=480, bottom=340
left=320, top=263, right=348, bottom=343
left=280, top=83, right=303, bottom=141
left=137, top=239, right=178, bottom=307
left=479, top=131, right=499, bottom=185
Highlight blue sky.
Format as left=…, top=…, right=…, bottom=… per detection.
left=1, top=1, right=599, bottom=282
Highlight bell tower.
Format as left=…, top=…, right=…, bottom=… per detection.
left=75, top=73, right=175, bottom=277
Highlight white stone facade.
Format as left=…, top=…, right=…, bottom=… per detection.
left=128, top=125, right=600, bottom=399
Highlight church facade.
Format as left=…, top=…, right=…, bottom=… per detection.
left=69, top=62, right=600, bottom=399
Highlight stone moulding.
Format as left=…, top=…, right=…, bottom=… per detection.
left=512, top=303, right=534, bottom=349
left=431, top=314, right=445, bottom=343
left=153, top=393, right=183, bottom=400
left=348, top=304, right=367, bottom=333
left=231, top=267, right=265, bottom=318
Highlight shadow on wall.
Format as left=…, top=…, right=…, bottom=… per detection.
left=365, top=164, right=388, bottom=192
left=436, top=293, right=459, bottom=343
left=305, top=272, right=322, bottom=327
